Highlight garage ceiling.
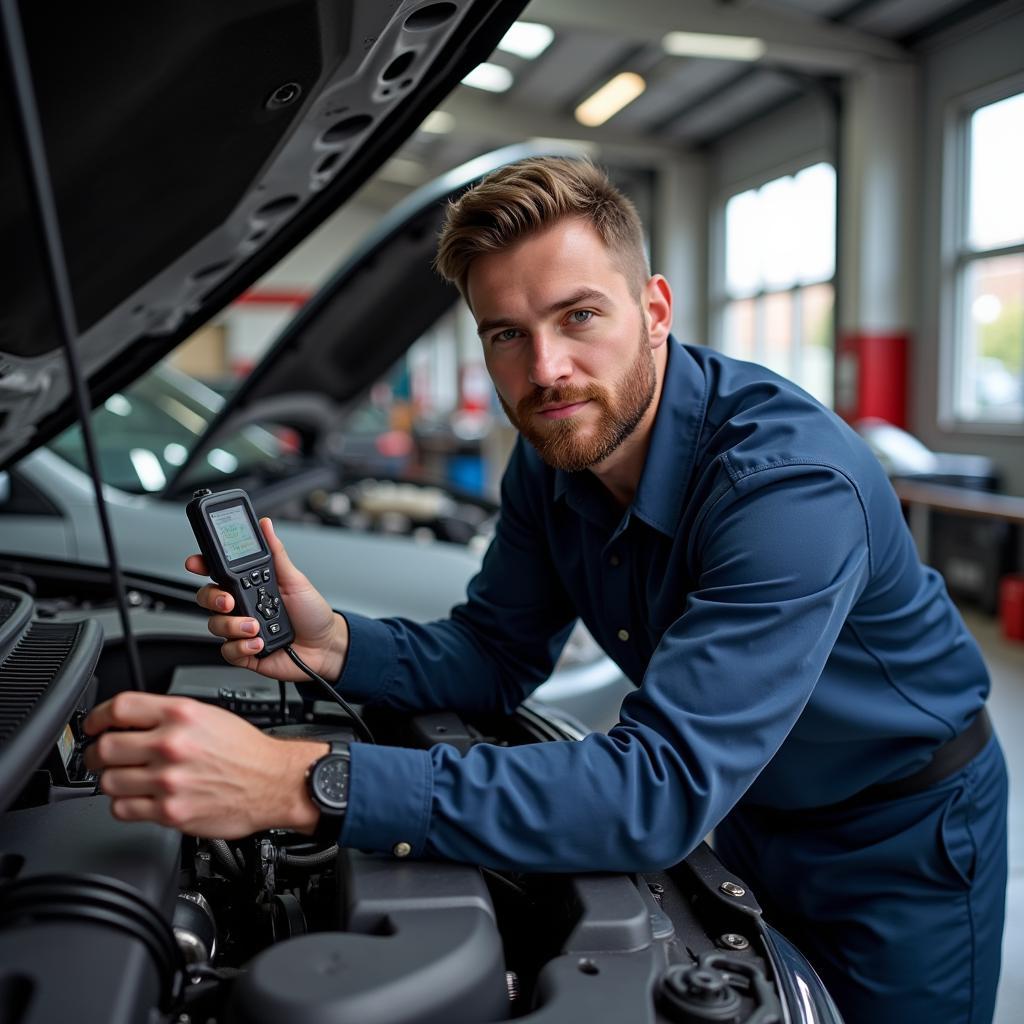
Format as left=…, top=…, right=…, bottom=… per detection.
left=360, top=0, right=1018, bottom=204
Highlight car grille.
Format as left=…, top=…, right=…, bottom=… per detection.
left=0, top=622, right=82, bottom=746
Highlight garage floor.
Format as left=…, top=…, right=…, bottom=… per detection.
left=967, top=610, right=1024, bottom=1024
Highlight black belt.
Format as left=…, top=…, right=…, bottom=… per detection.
left=742, top=706, right=993, bottom=823
left=841, top=705, right=992, bottom=808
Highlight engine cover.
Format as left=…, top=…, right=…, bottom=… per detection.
left=0, top=796, right=181, bottom=1024
left=227, top=850, right=508, bottom=1024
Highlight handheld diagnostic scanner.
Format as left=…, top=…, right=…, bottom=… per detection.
left=186, top=488, right=295, bottom=657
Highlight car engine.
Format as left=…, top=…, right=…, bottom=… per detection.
left=0, top=576, right=835, bottom=1024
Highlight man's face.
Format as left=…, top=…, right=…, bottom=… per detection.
left=467, top=218, right=659, bottom=473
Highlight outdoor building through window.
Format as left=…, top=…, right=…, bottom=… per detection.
left=951, top=90, right=1024, bottom=426
left=716, top=162, right=836, bottom=407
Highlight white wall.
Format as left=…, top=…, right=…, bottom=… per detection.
left=654, top=157, right=709, bottom=347
left=916, top=6, right=1024, bottom=494
left=710, top=93, right=835, bottom=199
left=259, top=199, right=383, bottom=292
left=838, top=61, right=919, bottom=337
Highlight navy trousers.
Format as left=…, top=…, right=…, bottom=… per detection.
left=715, top=735, right=1009, bottom=1023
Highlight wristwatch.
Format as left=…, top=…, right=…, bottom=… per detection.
left=305, top=741, right=350, bottom=843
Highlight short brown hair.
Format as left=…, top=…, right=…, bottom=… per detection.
left=434, top=156, right=649, bottom=301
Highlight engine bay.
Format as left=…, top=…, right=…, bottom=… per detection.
left=0, top=574, right=798, bottom=1024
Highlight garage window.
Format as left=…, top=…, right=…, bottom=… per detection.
left=949, top=90, right=1024, bottom=426
left=714, top=162, right=836, bottom=407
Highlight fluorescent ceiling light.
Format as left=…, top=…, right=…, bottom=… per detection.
left=130, top=449, right=166, bottom=491
left=498, top=21, right=554, bottom=60
left=207, top=448, right=239, bottom=475
left=163, top=443, right=188, bottom=466
left=103, top=393, right=132, bottom=416
left=461, top=62, right=514, bottom=93
left=419, top=110, right=455, bottom=134
left=574, top=73, right=646, bottom=127
left=662, top=31, right=765, bottom=62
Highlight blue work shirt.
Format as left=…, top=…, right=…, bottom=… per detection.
left=336, top=338, right=990, bottom=871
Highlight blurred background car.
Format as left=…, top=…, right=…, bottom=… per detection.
left=855, top=417, right=1001, bottom=491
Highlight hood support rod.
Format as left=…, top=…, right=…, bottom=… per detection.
left=1, top=0, right=147, bottom=692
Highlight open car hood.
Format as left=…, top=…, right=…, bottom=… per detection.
left=0, top=0, right=528, bottom=472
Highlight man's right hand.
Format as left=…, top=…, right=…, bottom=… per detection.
left=186, top=517, right=349, bottom=683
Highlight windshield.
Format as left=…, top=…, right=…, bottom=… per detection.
left=47, top=363, right=292, bottom=494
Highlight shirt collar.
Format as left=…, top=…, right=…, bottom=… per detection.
left=632, top=337, right=707, bottom=536
left=553, top=337, right=708, bottom=538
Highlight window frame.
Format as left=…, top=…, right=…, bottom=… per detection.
left=939, top=72, right=1024, bottom=435
left=710, top=151, right=837, bottom=404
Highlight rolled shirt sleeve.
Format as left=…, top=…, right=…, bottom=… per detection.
left=340, top=464, right=872, bottom=871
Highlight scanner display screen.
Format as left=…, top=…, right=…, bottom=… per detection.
left=210, top=505, right=262, bottom=562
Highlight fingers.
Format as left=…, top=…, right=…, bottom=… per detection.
left=84, top=729, right=159, bottom=771
left=206, top=612, right=259, bottom=640
left=259, top=518, right=306, bottom=590
left=84, top=691, right=176, bottom=736
left=109, top=795, right=191, bottom=831
left=185, top=554, right=208, bottom=576
left=195, top=583, right=234, bottom=613
left=97, top=766, right=170, bottom=797
left=205, top=613, right=264, bottom=660
left=109, top=797, right=160, bottom=823
left=194, top=586, right=265, bottom=663
left=217, top=636, right=264, bottom=664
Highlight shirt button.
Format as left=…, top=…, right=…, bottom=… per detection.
left=617, top=629, right=630, bottom=642
left=609, top=554, right=621, bottom=567
left=393, top=841, right=412, bottom=858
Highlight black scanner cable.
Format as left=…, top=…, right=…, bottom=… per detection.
left=1, top=0, right=146, bottom=692
left=285, top=645, right=376, bottom=745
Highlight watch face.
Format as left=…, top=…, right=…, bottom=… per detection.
left=312, top=756, right=349, bottom=811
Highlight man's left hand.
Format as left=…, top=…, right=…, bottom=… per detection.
left=83, top=692, right=326, bottom=839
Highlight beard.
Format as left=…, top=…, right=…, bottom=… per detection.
left=499, top=323, right=657, bottom=473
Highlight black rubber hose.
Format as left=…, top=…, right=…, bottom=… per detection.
left=275, top=845, right=339, bottom=869
left=208, top=839, right=242, bottom=879
left=0, top=873, right=183, bottom=1009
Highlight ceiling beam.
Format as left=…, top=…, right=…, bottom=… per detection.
left=527, top=0, right=907, bottom=72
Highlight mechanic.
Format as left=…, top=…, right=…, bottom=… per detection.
left=85, top=157, right=1008, bottom=1022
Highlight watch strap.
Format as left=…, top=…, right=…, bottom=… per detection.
left=308, top=740, right=350, bottom=844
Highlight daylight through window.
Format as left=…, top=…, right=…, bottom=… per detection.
left=952, top=90, right=1024, bottom=425
left=717, top=162, right=836, bottom=406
